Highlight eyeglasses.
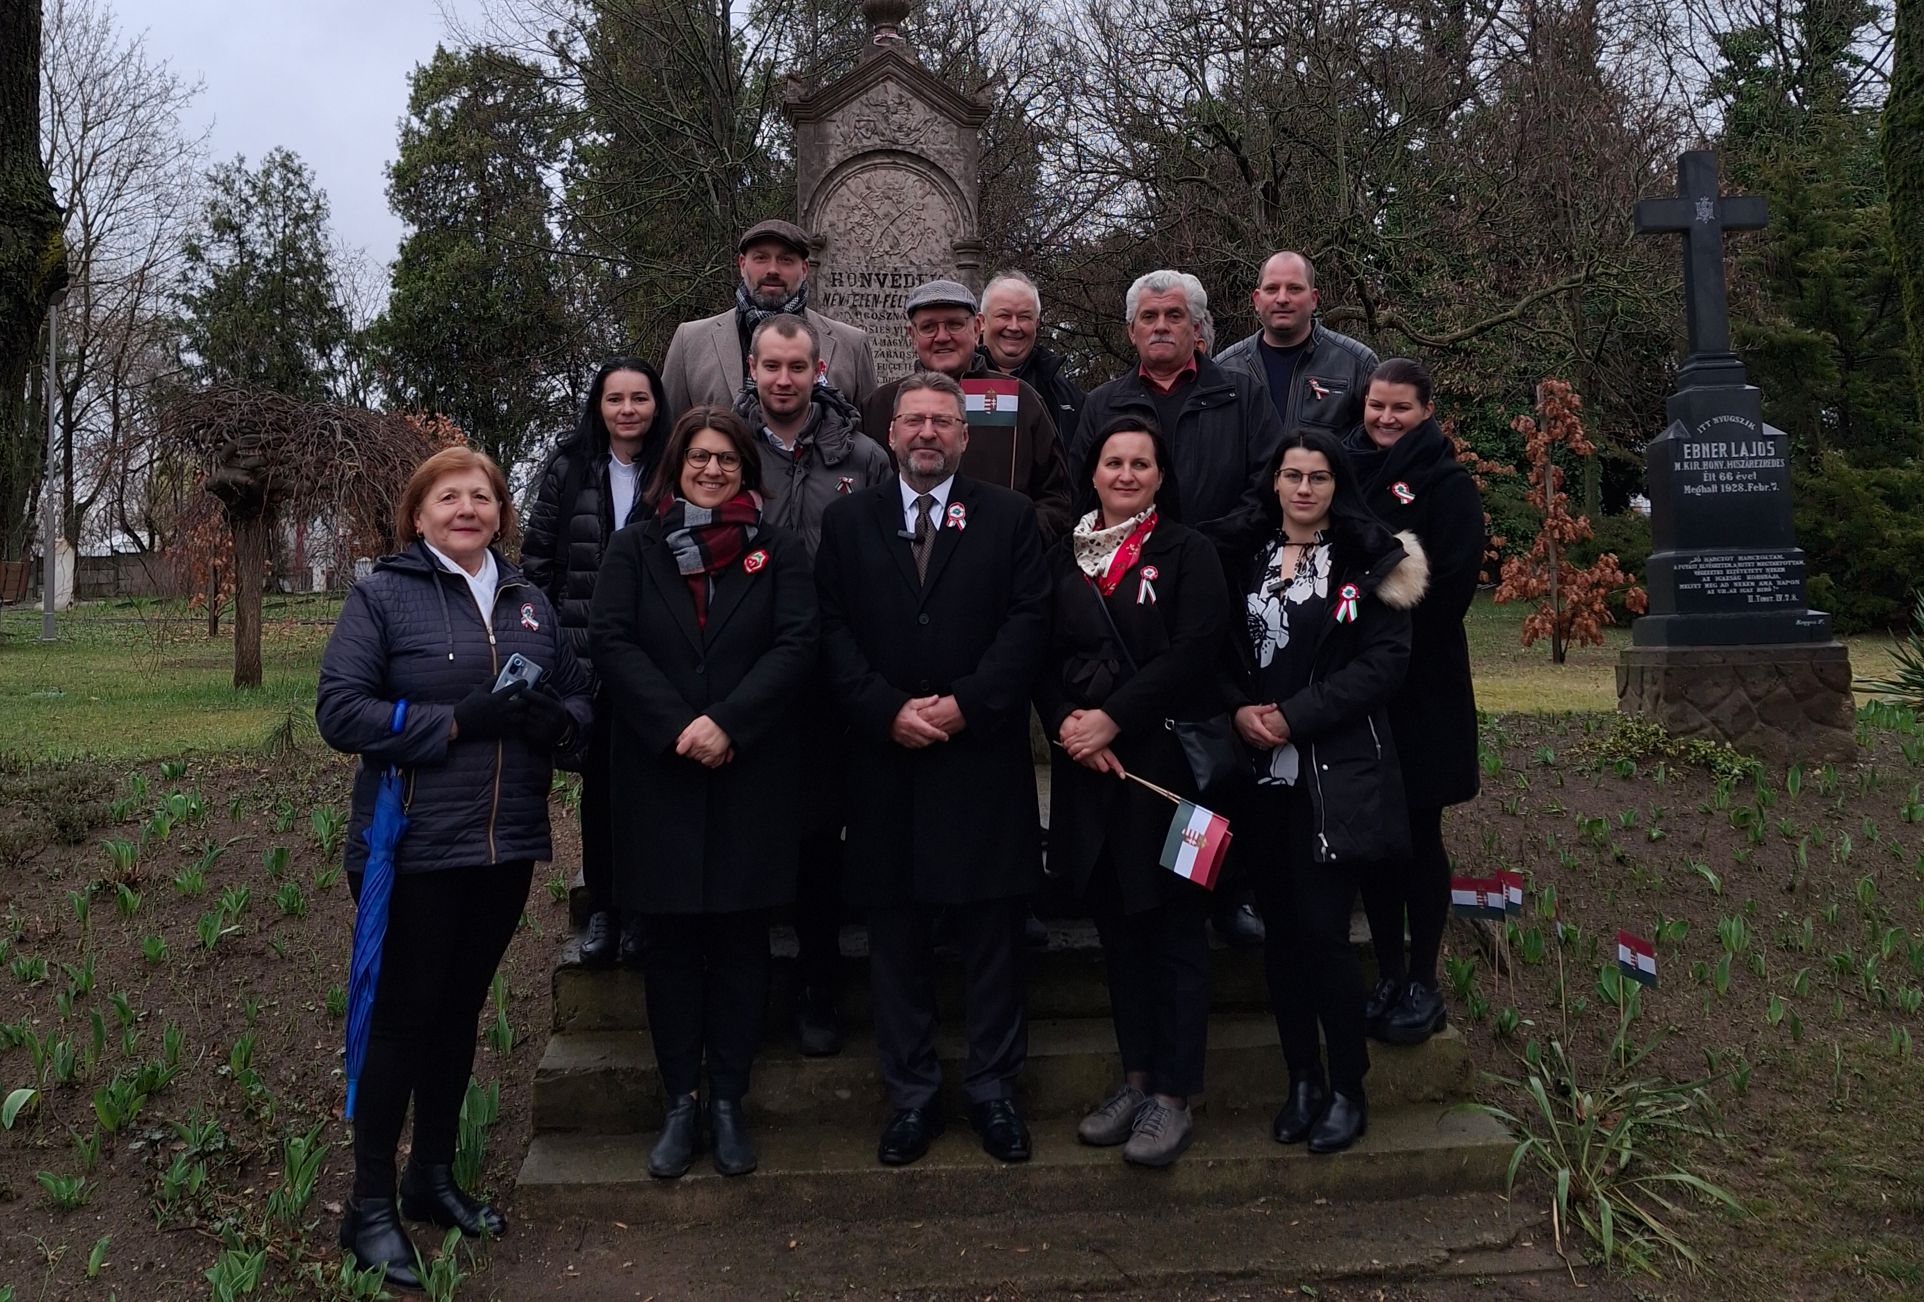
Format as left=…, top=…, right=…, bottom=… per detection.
left=684, top=447, right=743, bottom=470
left=892, top=413, right=963, bottom=433
left=911, top=317, right=974, bottom=339
left=1278, top=470, right=1334, bottom=488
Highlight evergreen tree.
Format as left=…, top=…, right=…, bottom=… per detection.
left=374, top=46, right=574, bottom=472
left=177, top=148, right=350, bottom=401
left=1890, top=0, right=1924, bottom=413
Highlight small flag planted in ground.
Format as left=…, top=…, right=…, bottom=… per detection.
left=1616, top=930, right=1658, bottom=987
left=1497, top=870, right=1526, bottom=915
left=1450, top=876, right=1507, bottom=919
left=1159, top=800, right=1231, bottom=889
left=962, top=377, right=1021, bottom=427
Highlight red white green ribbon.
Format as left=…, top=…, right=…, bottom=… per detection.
left=1333, top=583, right=1361, bottom=623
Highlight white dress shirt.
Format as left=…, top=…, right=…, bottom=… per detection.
left=897, top=475, right=956, bottom=536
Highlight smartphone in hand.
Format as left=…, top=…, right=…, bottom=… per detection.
left=494, top=653, right=545, bottom=693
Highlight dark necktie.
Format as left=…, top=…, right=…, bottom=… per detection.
left=911, top=493, right=935, bottom=584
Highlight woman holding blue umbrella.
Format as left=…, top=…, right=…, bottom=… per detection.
left=318, top=447, right=592, bottom=1288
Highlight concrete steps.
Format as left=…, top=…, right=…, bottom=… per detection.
left=515, top=1106, right=1515, bottom=1225
left=533, top=1016, right=1474, bottom=1132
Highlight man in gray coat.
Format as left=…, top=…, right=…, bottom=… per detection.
left=1215, top=251, right=1378, bottom=437
left=662, top=219, right=880, bottom=412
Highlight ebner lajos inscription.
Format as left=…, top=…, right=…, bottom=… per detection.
left=1675, top=417, right=1787, bottom=497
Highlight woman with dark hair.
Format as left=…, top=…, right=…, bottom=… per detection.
left=1344, top=359, right=1484, bottom=1046
left=319, top=447, right=593, bottom=1285
left=522, top=356, right=675, bottom=968
left=1228, top=428, right=1427, bottom=1154
left=590, top=406, right=818, bottom=1179
left=1037, top=415, right=1231, bottom=1167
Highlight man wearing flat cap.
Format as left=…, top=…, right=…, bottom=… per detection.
left=861, top=279, right=1073, bottom=543
left=662, top=219, right=880, bottom=413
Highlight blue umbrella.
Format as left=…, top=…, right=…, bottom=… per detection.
left=345, top=703, right=410, bottom=1119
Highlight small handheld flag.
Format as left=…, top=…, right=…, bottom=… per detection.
left=1496, top=870, right=1525, bottom=915
left=1159, top=800, right=1232, bottom=890
left=1616, top=931, right=1658, bottom=987
left=1449, top=876, right=1507, bottom=919
left=961, top=377, right=1021, bottom=427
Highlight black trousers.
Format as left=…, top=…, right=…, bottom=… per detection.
left=578, top=713, right=615, bottom=913
left=1091, top=874, right=1209, bottom=1098
left=1360, top=805, right=1450, bottom=988
left=640, top=909, right=770, bottom=1101
left=1244, top=784, right=1370, bottom=1095
left=868, top=899, right=1026, bottom=1111
left=349, top=859, right=532, bottom=1200
left=792, top=831, right=845, bottom=997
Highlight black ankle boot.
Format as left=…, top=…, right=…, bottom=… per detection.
left=340, top=1196, right=424, bottom=1291
left=399, top=1161, right=507, bottom=1238
left=1308, top=1088, right=1368, bottom=1154
left=649, top=1094, right=702, bottom=1178
left=708, top=1098, right=757, bottom=1176
left=1270, top=1074, right=1328, bottom=1145
left=578, top=909, right=617, bottom=968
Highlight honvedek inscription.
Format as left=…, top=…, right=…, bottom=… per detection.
left=1630, top=150, right=1829, bottom=647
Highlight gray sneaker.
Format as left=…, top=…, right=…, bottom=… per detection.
left=1123, top=1097, right=1194, bottom=1167
left=1076, top=1083, right=1147, bottom=1147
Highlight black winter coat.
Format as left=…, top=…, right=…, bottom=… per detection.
left=1345, top=419, right=1484, bottom=808
left=1072, top=355, right=1285, bottom=563
left=1006, top=344, right=1086, bottom=453
left=1036, top=521, right=1230, bottom=914
left=521, top=426, right=665, bottom=659
left=589, top=521, right=819, bottom=915
left=317, top=544, right=594, bottom=876
left=1226, top=526, right=1428, bottom=867
left=816, top=477, right=1051, bottom=907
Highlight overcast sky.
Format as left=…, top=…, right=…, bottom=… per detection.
left=118, top=0, right=488, bottom=269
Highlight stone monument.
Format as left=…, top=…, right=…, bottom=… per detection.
left=1617, top=150, right=1855, bottom=763
left=785, top=0, right=989, bottom=381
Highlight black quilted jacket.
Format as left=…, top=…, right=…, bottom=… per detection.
left=521, top=430, right=664, bottom=659
left=317, top=544, right=593, bottom=876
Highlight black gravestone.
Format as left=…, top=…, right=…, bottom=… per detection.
left=1630, top=150, right=1830, bottom=648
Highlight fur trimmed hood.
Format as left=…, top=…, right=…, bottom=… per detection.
left=1373, top=530, right=1431, bottom=610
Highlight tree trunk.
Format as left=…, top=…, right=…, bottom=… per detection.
left=1889, top=0, right=1924, bottom=420
left=206, top=565, right=220, bottom=637
left=230, top=511, right=266, bottom=689
left=0, top=0, right=69, bottom=560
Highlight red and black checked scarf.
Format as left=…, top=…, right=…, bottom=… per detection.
left=659, top=490, right=763, bottom=627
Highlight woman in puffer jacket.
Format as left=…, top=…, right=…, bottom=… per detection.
left=318, top=447, right=592, bottom=1287
left=1225, top=428, right=1427, bottom=1157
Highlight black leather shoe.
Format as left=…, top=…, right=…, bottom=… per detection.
left=1363, top=975, right=1402, bottom=1039
left=1023, top=910, right=1050, bottom=949
left=578, top=909, right=617, bottom=968
left=1379, top=980, right=1448, bottom=1045
left=795, top=987, right=842, bottom=1058
left=878, top=1106, right=943, bottom=1166
left=617, top=916, right=644, bottom=969
left=399, top=1161, right=507, bottom=1238
left=648, top=1094, right=702, bottom=1178
left=1308, top=1089, right=1368, bottom=1154
left=1270, top=1076, right=1329, bottom=1145
left=708, top=1099, right=757, bottom=1176
left=969, top=1099, right=1032, bottom=1163
left=339, top=1196, right=423, bottom=1291
left=1211, top=902, right=1266, bottom=949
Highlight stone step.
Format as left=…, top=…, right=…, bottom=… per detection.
left=533, top=1015, right=1473, bottom=1133
left=553, top=917, right=1376, bottom=1033
left=513, top=1104, right=1515, bottom=1225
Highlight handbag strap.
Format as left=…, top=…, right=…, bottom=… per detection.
left=1083, top=576, right=1141, bottom=677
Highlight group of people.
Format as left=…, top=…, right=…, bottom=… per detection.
left=315, top=217, right=1484, bottom=1290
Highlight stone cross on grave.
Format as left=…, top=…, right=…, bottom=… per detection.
left=1634, top=150, right=1767, bottom=389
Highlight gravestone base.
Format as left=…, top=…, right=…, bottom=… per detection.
left=1615, top=642, right=1856, bottom=765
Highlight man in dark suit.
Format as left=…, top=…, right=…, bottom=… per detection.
left=815, top=372, right=1051, bottom=1167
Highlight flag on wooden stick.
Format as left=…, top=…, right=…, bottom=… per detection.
left=1449, top=876, right=1507, bottom=919
left=1159, top=800, right=1232, bottom=890
left=1616, top=930, right=1658, bottom=987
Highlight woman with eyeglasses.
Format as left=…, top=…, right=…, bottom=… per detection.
left=589, top=406, right=819, bottom=1179
left=1226, top=428, right=1427, bottom=1155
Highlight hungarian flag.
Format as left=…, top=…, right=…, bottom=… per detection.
left=1616, top=930, right=1658, bottom=987
left=1496, top=870, right=1526, bottom=915
left=1449, top=876, right=1507, bottom=919
left=1159, top=800, right=1231, bottom=890
left=962, top=377, right=1020, bottom=427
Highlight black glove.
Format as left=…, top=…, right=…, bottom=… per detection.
left=452, top=679, right=528, bottom=741
left=517, top=686, right=573, bottom=750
